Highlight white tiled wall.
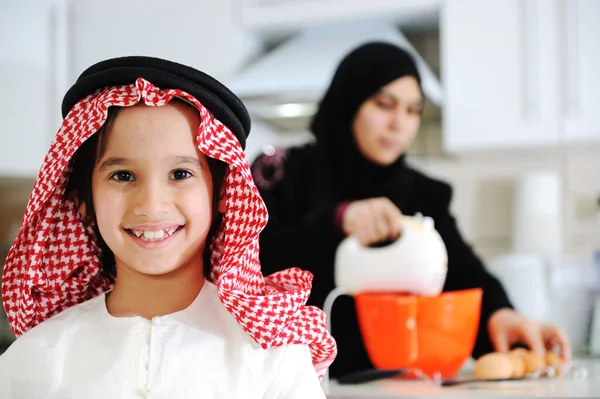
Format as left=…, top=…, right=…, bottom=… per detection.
left=411, top=147, right=600, bottom=262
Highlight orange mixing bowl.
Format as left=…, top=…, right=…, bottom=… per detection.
left=354, top=288, right=482, bottom=378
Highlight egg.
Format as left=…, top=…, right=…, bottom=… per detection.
left=546, top=351, right=565, bottom=375
left=522, top=351, right=545, bottom=374
left=474, top=353, right=514, bottom=379
left=545, top=351, right=563, bottom=366
left=507, top=352, right=526, bottom=378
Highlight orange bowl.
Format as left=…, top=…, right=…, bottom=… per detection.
left=354, top=288, right=482, bottom=378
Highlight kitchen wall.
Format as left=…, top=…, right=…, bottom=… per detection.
left=0, top=177, right=33, bottom=346
left=0, top=178, right=34, bottom=275
left=411, top=148, right=600, bottom=262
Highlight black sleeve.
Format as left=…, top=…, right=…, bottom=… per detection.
left=251, top=149, right=341, bottom=307
left=252, top=149, right=376, bottom=377
left=423, top=181, right=514, bottom=358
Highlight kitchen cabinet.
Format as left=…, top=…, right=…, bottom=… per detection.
left=239, top=0, right=441, bottom=32
left=66, top=0, right=267, bottom=161
left=561, top=0, right=600, bottom=143
left=441, top=0, right=600, bottom=153
left=0, top=0, right=262, bottom=178
left=69, top=0, right=262, bottom=85
left=0, top=0, right=68, bottom=177
left=441, top=0, right=562, bottom=152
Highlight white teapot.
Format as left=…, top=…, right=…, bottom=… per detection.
left=334, top=213, right=448, bottom=296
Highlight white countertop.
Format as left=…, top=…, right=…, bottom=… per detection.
left=326, top=356, right=600, bottom=398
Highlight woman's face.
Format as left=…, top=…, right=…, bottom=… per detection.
left=352, top=76, right=423, bottom=165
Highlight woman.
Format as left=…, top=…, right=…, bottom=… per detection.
left=251, top=42, right=570, bottom=378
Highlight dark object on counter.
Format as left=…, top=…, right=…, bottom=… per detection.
left=336, top=368, right=407, bottom=385
left=336, top=368, right=532, bottom=387
left=440, top=376, right=530, bottom=387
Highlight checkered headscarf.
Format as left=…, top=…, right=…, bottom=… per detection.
left=1, top=58, right=336, bottom=378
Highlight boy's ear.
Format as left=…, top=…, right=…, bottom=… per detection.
left=217, top=183, right=226, bottom=213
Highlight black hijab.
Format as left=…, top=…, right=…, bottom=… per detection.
left=310, top=41, right=422, bottom=213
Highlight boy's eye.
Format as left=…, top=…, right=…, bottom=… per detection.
left=171, top=169, right=192, bottom=180
left=110, top=171, right=134, bottom=182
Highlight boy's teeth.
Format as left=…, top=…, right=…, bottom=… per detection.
left=131, top=228, right=178, bottom=241
left=143, top=230, right=164, bottom=239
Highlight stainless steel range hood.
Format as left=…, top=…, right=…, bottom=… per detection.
left=227, top=20, right=443, bottom=132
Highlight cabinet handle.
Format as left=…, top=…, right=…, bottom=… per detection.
left=521, top=0, right=541, bottom=120
left=561, top=0, right=581, bottom=117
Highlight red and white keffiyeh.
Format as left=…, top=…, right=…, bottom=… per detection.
left=1, top=77, right=337, bottom=378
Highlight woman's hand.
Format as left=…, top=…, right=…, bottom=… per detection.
left=342, top=197, right=403, bottom=246
left=488, top=308, right=571, bottom=362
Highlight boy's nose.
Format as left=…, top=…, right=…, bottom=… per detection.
left=133, top=182, right=170, bottom=216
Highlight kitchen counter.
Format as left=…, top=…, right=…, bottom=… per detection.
left=326, top=356, right=600, bottom=398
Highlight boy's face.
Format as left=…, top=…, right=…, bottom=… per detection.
left=90, top=102, right=216, bottom=277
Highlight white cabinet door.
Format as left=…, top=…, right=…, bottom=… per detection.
left=239, top=0, right=441, bottom=31
left=69, top=0, right=261, bottom=85
left=0, top=1, right=67, bottom=177
left=561, top=0, right=600, bottom=143
left=441, top=0, right=561, bottom=152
